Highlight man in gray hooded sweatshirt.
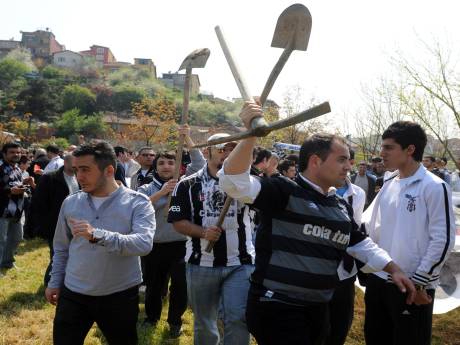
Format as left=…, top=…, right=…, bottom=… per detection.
left=138, top=125, right=205, bottom=337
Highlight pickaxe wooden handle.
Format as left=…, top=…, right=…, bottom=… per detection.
left=204, top=196, right=233, bottom=253
left=215, top=26, right=269, bottom=135
left=194, top=102, right=331, bottom=148
left=205, top=26, right=254, bottom=253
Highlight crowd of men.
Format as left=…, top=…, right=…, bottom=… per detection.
left=0, top=106, right=457, bottom=345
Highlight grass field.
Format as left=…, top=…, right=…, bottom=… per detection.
left=1, top=239, right=459, bottom=345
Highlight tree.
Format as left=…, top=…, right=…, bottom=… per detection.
left=39, top=137, right=70, bottom=150
left=4, top=48, right=36, bottom=71
left=92, top=84, right=114, bottom=111
left=121, top=98, right=177, bottom=146
left=392, top=39, right=460, bottom=168
left=2, top=116, right=36, bottom=143
left=62, top=85, right=96, bottom=114
left=358, top=38, right=460, bottom=168
left=279, top=85, right=329, bottom=145
left=112, top=86, right=146, bottom=112
left=16, top=78, right=57, bottom=120
left=80, top=113, right=107, bottom=138
left=41, top=65, right=76, bottom=81
left=0, top=58, right=30, bottom=111
left=54, top=109, right=107, bottom=139
left=355, top=78, right=407, bottom=160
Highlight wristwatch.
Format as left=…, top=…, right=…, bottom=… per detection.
left=90, top=228, right=104, bottom=243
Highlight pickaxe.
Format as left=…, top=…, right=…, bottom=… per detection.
left=166, top=48, right=210, bottom=212
left=204, top=4, right=331, bottom=252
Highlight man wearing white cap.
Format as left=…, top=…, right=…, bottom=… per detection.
left=168, top=133, right=255, bottom=345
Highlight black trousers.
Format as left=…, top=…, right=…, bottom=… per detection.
left=246, top=292, right=329, bottom=345
left=364, top=274, right=435, bottom=345
left=144, top=241, right=187, bottom=326
left=53, top=285, right=139, bottom=345
left=44, top=237, right=53, bottom=287
left=326, top=276, right=356, bottom=345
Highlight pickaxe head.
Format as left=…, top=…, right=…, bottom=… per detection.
left=271, top=3, right=312, bottom=51
left=179, top=48, right=211, bottom=70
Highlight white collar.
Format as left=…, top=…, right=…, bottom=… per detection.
left=299, top=174, right=336, bottom=196
left=330, top=177, right=356, bottom=197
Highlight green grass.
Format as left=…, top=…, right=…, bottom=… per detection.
left=1, top=239, right=459, bottom=344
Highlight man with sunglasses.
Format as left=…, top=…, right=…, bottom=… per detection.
left=168, top=133, right=255, bottom=345
left=130, top=147, right=155, bottom=190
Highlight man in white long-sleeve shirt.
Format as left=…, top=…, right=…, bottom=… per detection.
left=218, top=102, right=416, bottom=345
left=43, top=144, right=64, bottom=173
left=362, top=121, right=455, bottom=345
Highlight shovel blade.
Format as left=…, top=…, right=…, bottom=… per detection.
left=179, top=48, right=210, bottom=70
left=271, top=3, right=312, bottom=51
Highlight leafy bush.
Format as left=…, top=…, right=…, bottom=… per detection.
left=54, top=108, right=107, bottom=139
left=62, top=85, right=96, bottom=114
left=112, top=86, right=146, bottom=112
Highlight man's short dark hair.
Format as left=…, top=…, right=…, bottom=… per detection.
left=114, top=146, right=126, bottom=157
left=153, top=151, right=176, bottom=169
left=46, top=144, right=60, bottom=155
left=441, top=157, right=448, bottom=164
left=278, top=159, right=296, bottom=174
left=285, top=154, right=299, bottom=164
left=382, top=121, right=427, bottom=162
left=2, top=142, right=21, bottom=154
left=19, top=155, right=30, bottom=164
left=423, top=155, right=435, bottom=163
left=348, top=148, right=355, bottom=161
left=73, top=142, right=117, bottom=171
left=254, top=148, right=272, bottom=165
left=298, top=133, right=347, bottom=172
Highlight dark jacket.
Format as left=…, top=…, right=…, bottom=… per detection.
left=115, top=161, right=127, bottom=187
left=350, top=172, right=377, bottom=208
left=27, top=154, right=50, bottom=183
left=31, top=167, right=75, bottom=239
left=0, top=161, right=24, bottom=220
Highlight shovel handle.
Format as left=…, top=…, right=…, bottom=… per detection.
left=215, top=26, right=268, bottom=130
left=205, top=196, right=233, bottom=253
left=165, top=66, right=192, bottom=215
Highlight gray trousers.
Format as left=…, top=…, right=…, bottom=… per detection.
left=0, top=217, right=23, bottom=268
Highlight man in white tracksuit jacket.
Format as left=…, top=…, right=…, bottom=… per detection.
left=362, top=121, right=455, bottom=345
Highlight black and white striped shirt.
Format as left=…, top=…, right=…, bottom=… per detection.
left=168, top=165, right=254, bottom=267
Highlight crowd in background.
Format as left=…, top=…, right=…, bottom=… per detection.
left=0, top=121, right=458, bottom=345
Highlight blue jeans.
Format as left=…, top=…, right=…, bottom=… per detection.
left=186, top=263, right=254, bottom=345
left=0, top=217, right=23, bottom=268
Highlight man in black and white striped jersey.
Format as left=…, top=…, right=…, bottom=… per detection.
left=168, top=133, right=255, bottom=345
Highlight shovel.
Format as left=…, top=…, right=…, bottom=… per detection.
left=166, top=48, right=210, bottom=213
left=260, top=3, right=312, bottom=105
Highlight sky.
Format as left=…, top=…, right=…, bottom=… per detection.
left=2, top=0, right=459, bottom=133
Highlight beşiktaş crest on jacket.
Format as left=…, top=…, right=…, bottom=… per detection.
left=167, top=164, right=255, bottom=267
